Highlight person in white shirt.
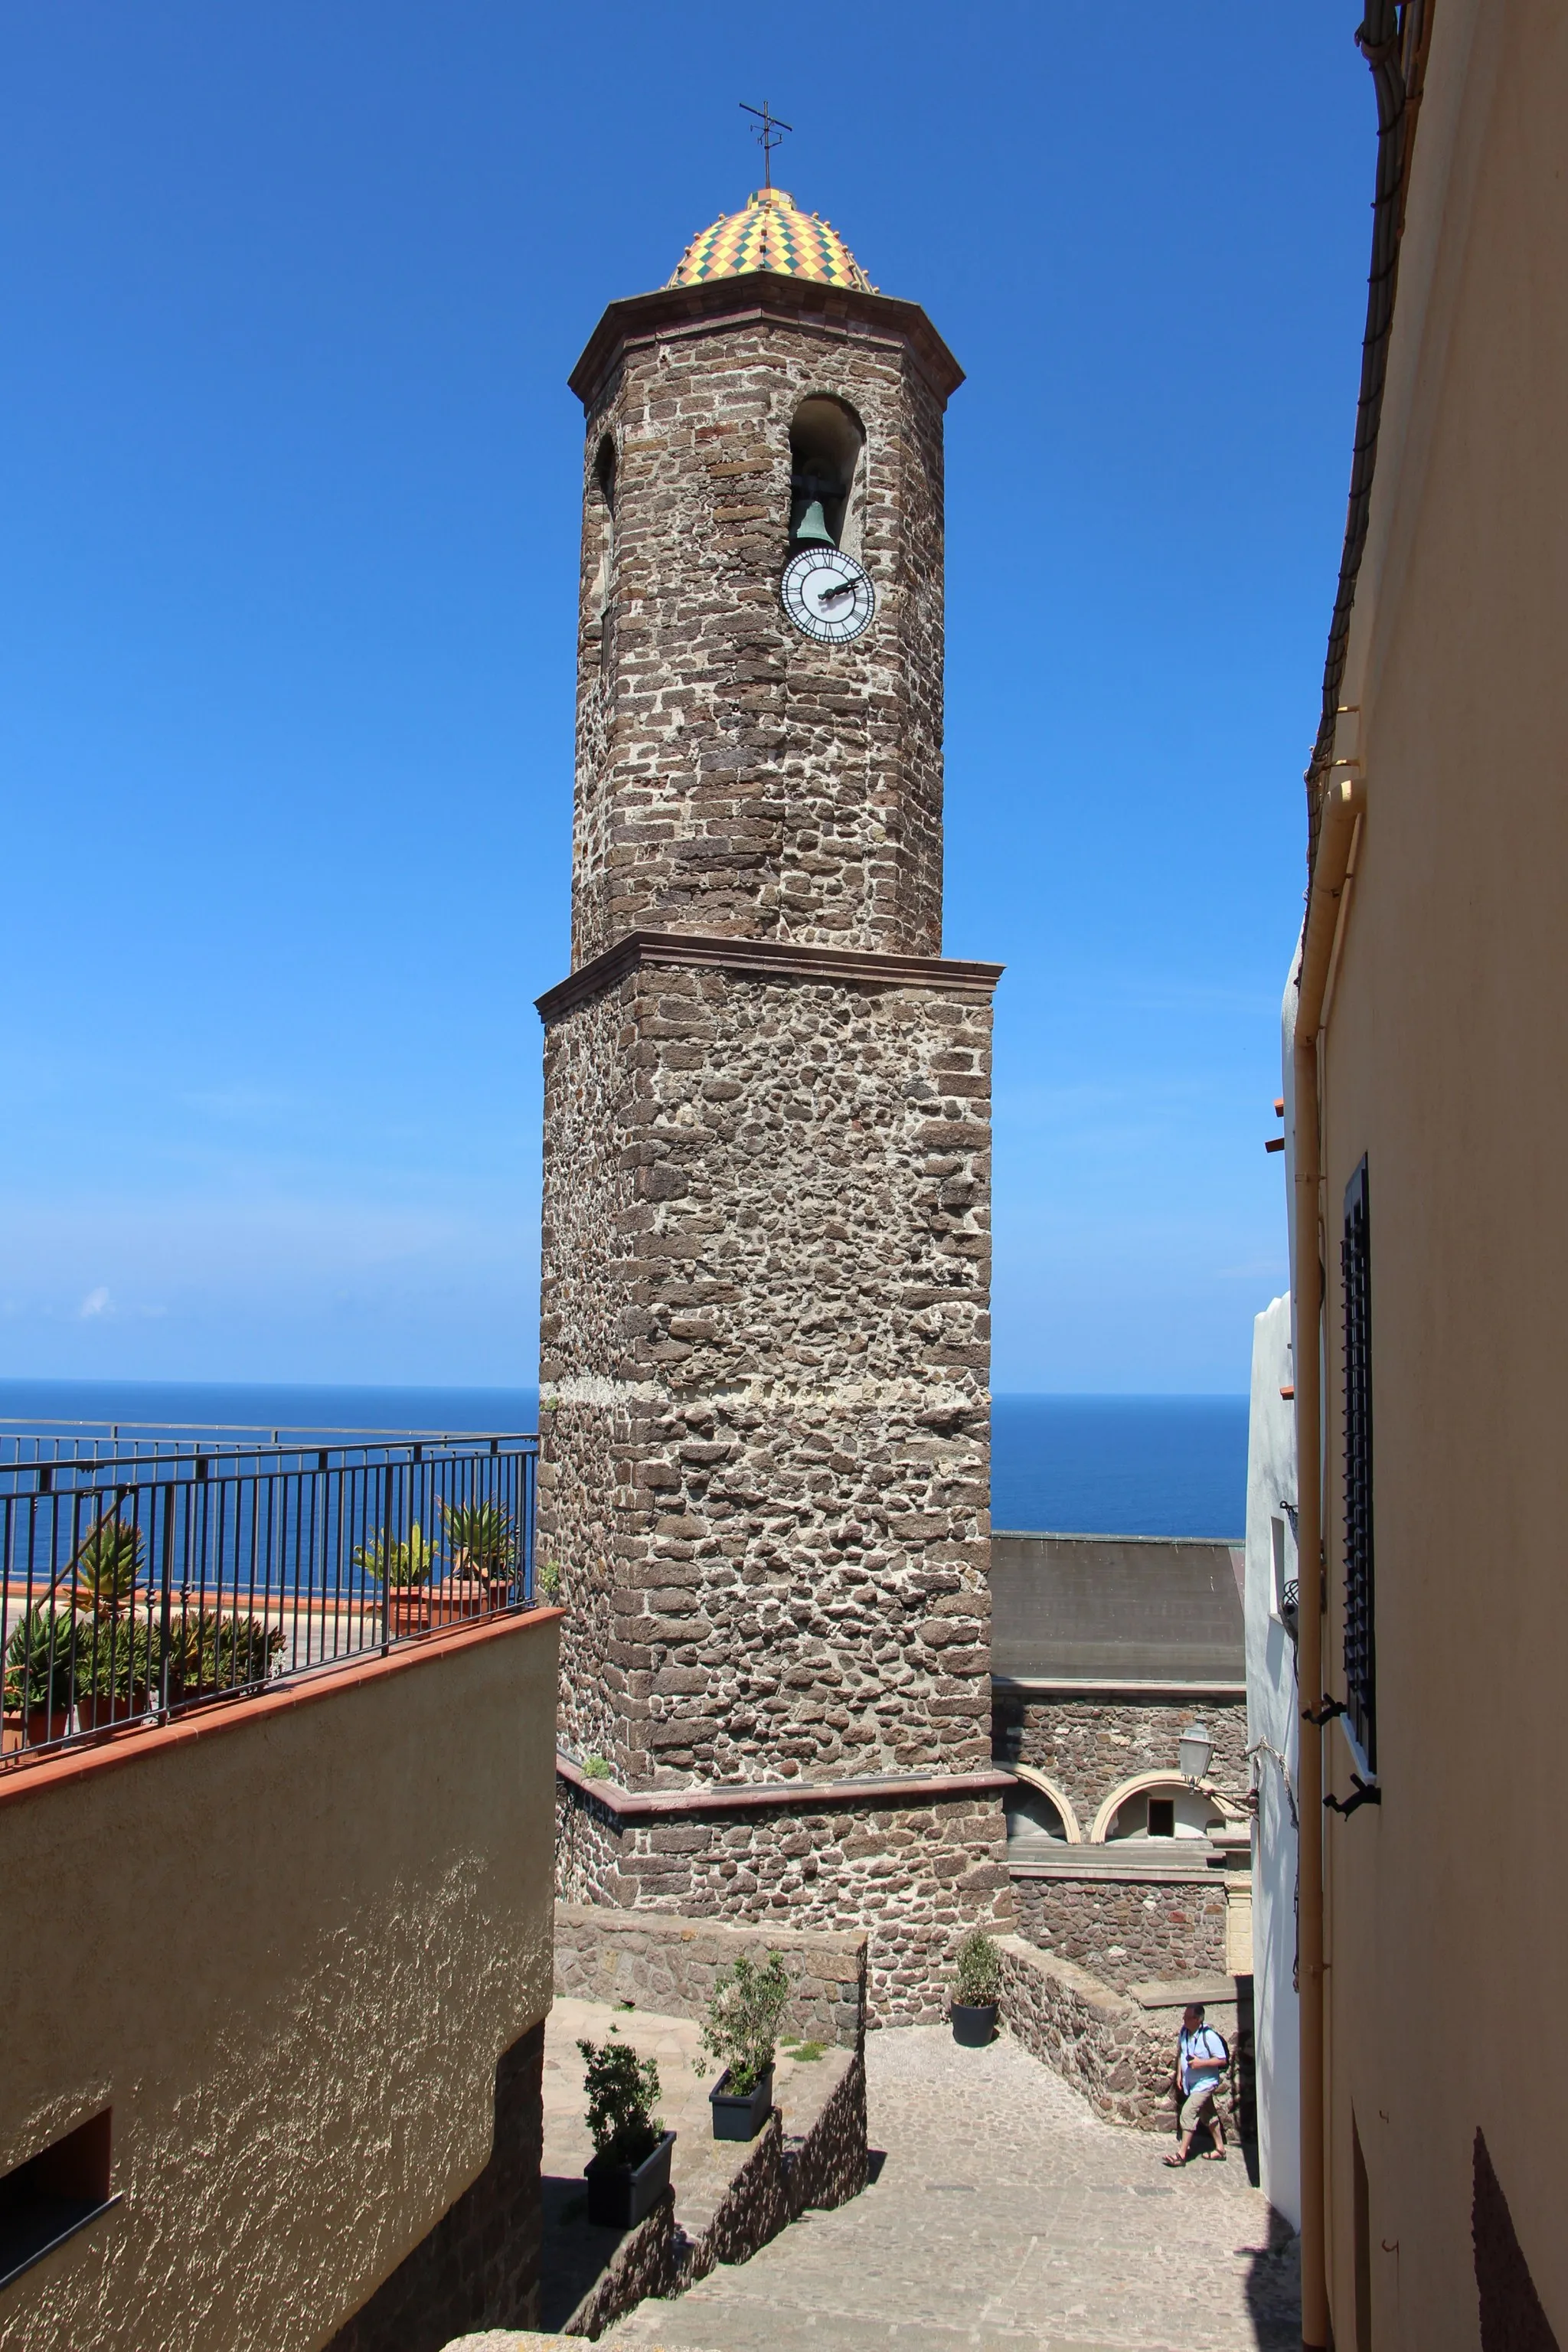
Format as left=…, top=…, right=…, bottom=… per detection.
left=1164, top=2001, right=1230, bottom=2165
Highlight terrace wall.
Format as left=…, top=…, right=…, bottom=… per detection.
left=0, top=1609, right=560, bottom=2352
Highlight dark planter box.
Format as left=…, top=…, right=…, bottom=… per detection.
left=710, top=2066, right=775, bottom=2141
left=584, top=2129, right=675, bottom=2229
left=951, top=2001, right=998, bottom=2047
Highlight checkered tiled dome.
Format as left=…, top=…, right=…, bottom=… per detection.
left=667, top=188, right=875, bottom=293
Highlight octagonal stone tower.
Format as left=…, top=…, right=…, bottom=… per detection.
left=539, top=186, right=1011, bottom=2019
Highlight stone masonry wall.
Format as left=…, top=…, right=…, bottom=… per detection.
left=997, top=1939, right=1242, bottom=2139
left=541, top=959, right=995, bottom=1791
left=551, top=1900, right=867, bottom=2049
left=573, top=306, right=949, bottom=965
left=993, top=1694, right=1250, bottom=1830
left=1009, top=1870, right=1229, bottom=1989
left=556, top=1785, right=1010, bottom=2026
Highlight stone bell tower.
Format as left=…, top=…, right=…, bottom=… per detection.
left=539, top=185, right=1011, bottom=2020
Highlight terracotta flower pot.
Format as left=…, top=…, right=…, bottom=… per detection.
left=387, top=1580, right=502, bottom=1636
left=77, top=1688, right=150, bottom=1733
left=2, top=1709, right=72, bottom=1755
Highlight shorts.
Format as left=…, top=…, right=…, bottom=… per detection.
left=1180, top=2085, right=1222, bottom=2136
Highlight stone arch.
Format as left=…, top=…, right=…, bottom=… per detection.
left=1004, top=1765, right=1083, bottom=1845
left=1091, top=1771, right=1240, bottom=1845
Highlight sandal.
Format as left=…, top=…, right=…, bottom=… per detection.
left=1163, top=2153, right=1189, bottom=2167
left=1201, top=2150, right=1227, bottom=2162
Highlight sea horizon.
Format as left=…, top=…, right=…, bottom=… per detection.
left=0, top=1377, right=1248, bottom=1542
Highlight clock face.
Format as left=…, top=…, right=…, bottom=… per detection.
left=780, top=544, right=875, bottom=645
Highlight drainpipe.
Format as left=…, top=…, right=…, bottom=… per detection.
left=1293, top=769, right=1364, bottom=2351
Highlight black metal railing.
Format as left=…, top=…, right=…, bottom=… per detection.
left=0, top=1429, right=538, bottom=1769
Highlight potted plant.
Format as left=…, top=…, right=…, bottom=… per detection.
left=950, top=1929, right=1002, bottom=2046
left=163, top=1609, right=286, bottom=1704
left=696, top=1949, right=789, bottom=2141
left=437, top=1497, right=516, bottom=1606
left=75, top=1613, right=155, bottom=1731
left=578, top=2034, right=674, bottom=2228
left=2, top=1607, right=77, bottom=1749
left=354, top=1522, right=441, bottom=1634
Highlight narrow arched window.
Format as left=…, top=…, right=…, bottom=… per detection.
left=590, top=434, right=617, bottom=632
left=787, top=397, right=865, bottom=554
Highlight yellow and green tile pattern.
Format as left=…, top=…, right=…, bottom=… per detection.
left=667, top=188, right=875, bottom=293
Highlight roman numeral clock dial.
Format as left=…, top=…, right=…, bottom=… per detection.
left=780, top=544, right=875, bottom=644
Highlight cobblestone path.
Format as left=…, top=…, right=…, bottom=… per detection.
left=603, top=2025, right=1300, bottom=2352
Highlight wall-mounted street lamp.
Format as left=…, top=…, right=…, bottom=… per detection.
left=1178, top=1723, right=1213, bottom=1786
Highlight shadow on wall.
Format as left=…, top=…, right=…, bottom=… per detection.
left=1243, top=2204, right=1303, bottom=2352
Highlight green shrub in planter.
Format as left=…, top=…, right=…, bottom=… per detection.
left=578, top=2035, right=663, bottom=2170
left=953, top=1929, right=1002, bottom=2008
left=696, top=1949, right=790, bottom=2098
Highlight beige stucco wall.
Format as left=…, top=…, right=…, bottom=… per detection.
left=1310, top=1, right=1568, bottom=2342
left=0, top=1609, right=560, bottom=2352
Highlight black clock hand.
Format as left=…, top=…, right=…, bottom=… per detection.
left=818, top=576, right=865, bottom=604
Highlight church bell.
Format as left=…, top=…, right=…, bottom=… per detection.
left=789, top=496, right=835, bottom=545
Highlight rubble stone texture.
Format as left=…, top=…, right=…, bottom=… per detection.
left=571, top=299, right=949, bottom=966
left=541, top=271, right=1009, bottom=2020
left=995, top=1690, right=1251, bottom=1827
left=1009, top=1867, right=1230, bottom=1987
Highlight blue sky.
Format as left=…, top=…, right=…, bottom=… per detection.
left=0, top=5, right=1370, bottom=1392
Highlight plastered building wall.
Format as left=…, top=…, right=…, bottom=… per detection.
left=1244, top=1290, right=1298, bottom=2230
left=0, top=1612, right=559, bottom=2352
left=1304, top=0, right=1568, bottom=2338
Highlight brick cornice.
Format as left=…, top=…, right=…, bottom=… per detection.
left=556, top=1749, right=1012, bottom=1820
left=569, top=273, right=964, bottom=410
left=536, top=929, right=1004, bottom=1025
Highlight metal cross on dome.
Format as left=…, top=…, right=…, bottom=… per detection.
left=740, top=99, right=792, bottom=190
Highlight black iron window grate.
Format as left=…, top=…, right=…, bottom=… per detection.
left=1342, top=1158, right=1376, bottom=1767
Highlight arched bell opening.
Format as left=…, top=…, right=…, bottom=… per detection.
left=589, top=433, right=617, bottom=625
left=788, top=396, right=865, bottom=554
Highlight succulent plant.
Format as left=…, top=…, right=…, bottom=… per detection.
left=67, top=1511, right=145, bottom=1618
left=4, top=1606, right=77, bottom=1715
left=352, top=1521, right=439, bottom=1588
left=438, top=1496, right=515, bottom=1583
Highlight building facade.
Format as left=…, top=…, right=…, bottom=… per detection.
left=540, top=188, right=1011, bottom=2020
left=991, top=1532, right=1252, bottom=1991
left=1281, top=1, right=1568, bottom=2342
left=1243, top=1292, right=1299, bottom=2230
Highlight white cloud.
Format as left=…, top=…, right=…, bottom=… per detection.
left=79, top=1285, right=113, bottom=1319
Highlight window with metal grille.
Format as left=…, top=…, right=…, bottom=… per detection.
left=1342, top=1158, right=1377, bottom=1767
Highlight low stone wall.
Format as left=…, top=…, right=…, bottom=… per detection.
left=1009, top=1868, right=1229, bottom=1988
left=555, top=1783, right=1011, bottom=2026
left=470, top=2051, right=867, bottom=2347
left=997, top=1936, right=1241, bottom=2138
left=553, top=1902, right=867, bottom=2050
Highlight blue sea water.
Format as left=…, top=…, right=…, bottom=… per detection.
left=0, top=1380, right=1247, bottom=1540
